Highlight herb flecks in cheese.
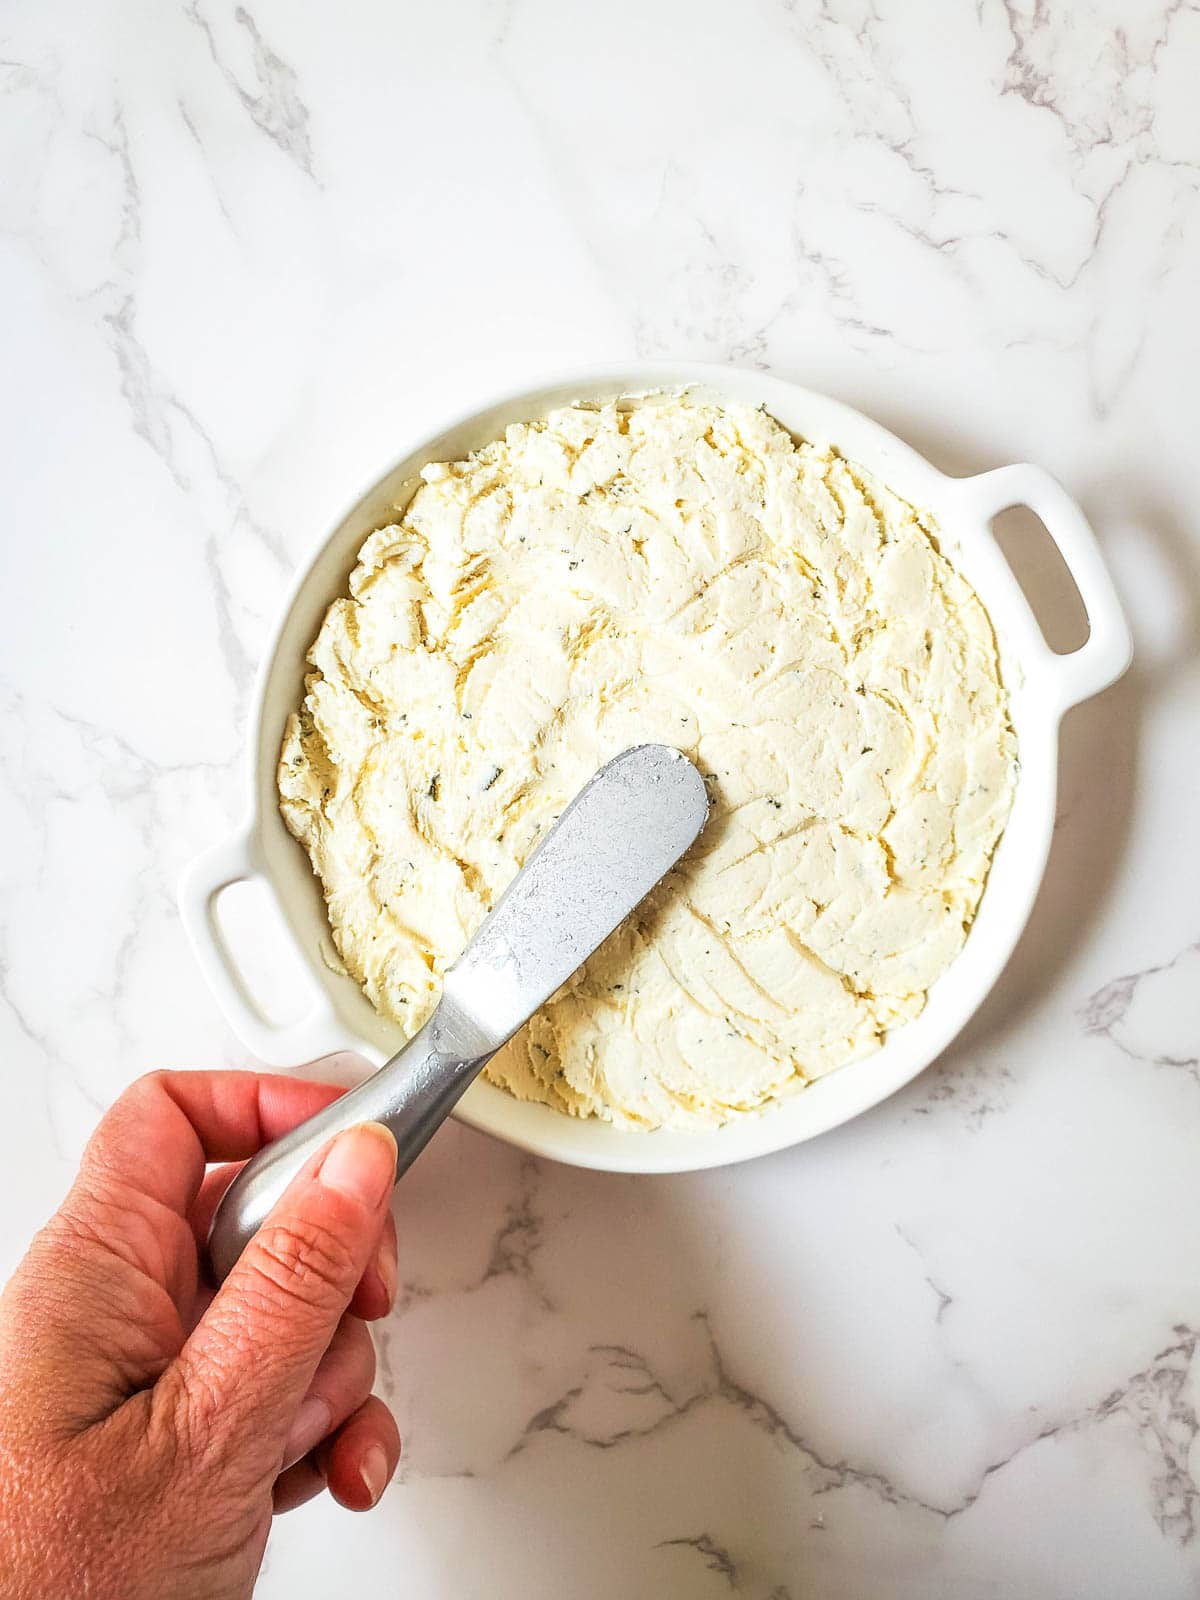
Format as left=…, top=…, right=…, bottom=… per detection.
left=279, top=395, right=1016, bottom=1130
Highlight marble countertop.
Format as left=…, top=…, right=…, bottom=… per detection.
left=3, top=1, right=1198, bottom=1595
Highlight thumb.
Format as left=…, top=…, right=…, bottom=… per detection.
left=170, top=1122, right=397, bottom=1458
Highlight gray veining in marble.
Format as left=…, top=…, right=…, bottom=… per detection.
left=2, top=0, right=1198, bottom=1595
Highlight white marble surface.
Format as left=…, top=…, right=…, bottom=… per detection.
left=2, top=0, right=1198, bottom=1594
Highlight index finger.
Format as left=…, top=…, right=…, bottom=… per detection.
left=79, top=1070, right=349, bottom=1220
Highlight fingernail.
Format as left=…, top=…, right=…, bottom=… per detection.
left=374, top=1229, right=397, bottom=1313
left=318, top=1123, right=397, bottom=1208
left=282, top=1395, right=332, bottom=1470
left=360, top=1443, right=389, bottom=1507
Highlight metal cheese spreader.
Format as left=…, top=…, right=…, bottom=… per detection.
left=208, top=744, right=709, bottom=1280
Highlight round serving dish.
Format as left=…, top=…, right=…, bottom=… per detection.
left=179, top=363, right=1131, bottom=1173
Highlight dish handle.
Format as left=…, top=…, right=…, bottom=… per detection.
left=954, top=464, right=1133, bottom=711
left=178, top=828, right=346, bottom=1067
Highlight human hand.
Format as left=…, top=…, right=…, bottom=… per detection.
left=0, top=1070, right=401, bottom=1600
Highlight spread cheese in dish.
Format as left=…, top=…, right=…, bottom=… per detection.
left=279, top=395, right=1016, bottom=1130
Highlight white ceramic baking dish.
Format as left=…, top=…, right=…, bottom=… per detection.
left=179, top=364, right=1131, bottom=1173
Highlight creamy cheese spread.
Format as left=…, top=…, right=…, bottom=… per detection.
left=279, top=394, right=1016, bottom=1130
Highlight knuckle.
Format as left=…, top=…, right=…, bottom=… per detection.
left=78, top=1073, right=165, bottom=1181
left=113, top=1068, right=168, bottom=1119
left=159, top=1349, right=226, bottom=1464
left=151, top=1369, right=207, bottom=1471
left=145, top=1366, right=241, bottom=1527
left=253, top=1216, right=357, bottom=1308
left=150, top=1371, right=273, bottom=1552
left=167, top=1350, right=274, bottom=1492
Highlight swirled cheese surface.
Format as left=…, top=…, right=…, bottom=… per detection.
left=279, top=395, right=1015, bottom=1129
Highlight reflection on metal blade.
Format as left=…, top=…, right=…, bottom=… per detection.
left=445, top=745, right=709, bottom=1049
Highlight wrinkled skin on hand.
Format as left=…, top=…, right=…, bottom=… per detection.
left=0, top=1071, right=401, bottom=1600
